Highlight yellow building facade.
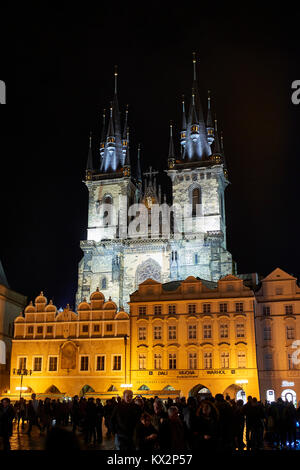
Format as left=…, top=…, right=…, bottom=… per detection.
left=255, top=268, right=300, bottom=405
left=10, top=289, right=130, bottom=399
left=9, top=275, right=260, bottom=401
left=129, top=275, right=260, bottom=400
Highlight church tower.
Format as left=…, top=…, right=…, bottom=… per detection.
left=166, top=53, right=233, bottom=281
left=76, top=57, right=233, bottom=310
left=77, top=67, right=137, bottom=307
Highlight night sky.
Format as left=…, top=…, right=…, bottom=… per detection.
left=1, top=5, right=300, bottom=309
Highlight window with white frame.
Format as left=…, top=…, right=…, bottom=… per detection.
left=153, top=326, right=162, bottom=340
left=188, top=304, right=196, bottom=314
left=235, top=302, right=244, bottom=313
left=263, top=306, right=271, bottom=316
left=139, top=354, right=146, bottom=370
left=220, top=324, right=228, bottom=338
left=168, top=325, right=177, bottom=340
left=33, top=357, right=42, bottom=371
left=113, top=355, right=121, bottom=370
left=264, top=353, right=273, bottom=370
left=203, top=324, right=212, bottom=339
left=188, top=352, right=197, bottom=369
left=169, top=353, right=177, bottom=369
left=285, top=305, right=294, bottom=315
left=204, top=352, right=212, bottom=369
left=203, top=303, right=211, bottom=314
left=237, top=352, right=246, bottom=368
left=188, top=324, right=197, bottom=339
left=236, top=323, right=245, bottom=338
left=154, top=353, right=162, bottom=369
left=220, top=352, right=230, bottom=368
left=219, top=303, right=227, bottom=313
left=18, top=357, right=27, bottom=370
left=168, top=305, right=176, bottom=315
left=80, top=356, right=89, bottom=371
left=138, top=327, right=147, bottom=341
left=288, top=353, right=296, bottom=370
left=154, top=305, right=162, bottom=315
left=138, top=306, right=147, bottom=316
left=48, top=356, right=58, bottom=371
left=286, top=325, right=295, bottom=340
left=96, top=355, right=105, bottom=371
left=263, top=326, right=272, bottom=340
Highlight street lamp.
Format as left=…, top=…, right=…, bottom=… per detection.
left=12, top=368, right=32, bottom=399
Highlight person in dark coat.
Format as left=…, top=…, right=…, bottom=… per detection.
left=71, top=395, right=80, bottom=433
left=214, top=394, right=234, bottom=451
left=135, top=412, right=158, bottom=452
left=158, top=406, right=189, bottom=452
left=84, top=398, right=97, bottom=446
left=150, top=398, right=167, bottom=433
left=27, top=393, right=41, bottom=435
left=0, top=398, right=15, bottom=451
left=111, top=389, right=141, bottom=451
left=103, top=399, right=115, bottom=438
left=192, top=400, right=219, bottom=452
left=95, top=398, right=104, bottom=444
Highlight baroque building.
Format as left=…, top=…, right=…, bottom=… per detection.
left=129, top=275, right=259, bottom=399
left=255, top=268, right=300, bottom=405
left=10, top=274, right=260, bottom=401
left=76, top=56, right=233, bottom=310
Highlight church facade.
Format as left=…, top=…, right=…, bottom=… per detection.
left=76, top=57, right=234, bottom=310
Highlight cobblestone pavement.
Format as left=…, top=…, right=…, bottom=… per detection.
left=2, top=421, right=300, bottom=451
left=2, top=421, right=115, bottom=451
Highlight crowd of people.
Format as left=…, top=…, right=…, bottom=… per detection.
left=0, top=391, right=300, bottom=452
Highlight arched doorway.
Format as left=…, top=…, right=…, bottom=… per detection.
left=281, top=389, right=297, bottom=403
left=80, top=385, right=95, bottom=397
left=45, top=385, right=61, bottom=394
left=189, top=384, right=212, bottom=398
left=223, top=384, right=246, bottom=403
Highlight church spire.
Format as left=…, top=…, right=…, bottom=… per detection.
left=168, top=121, right=175, bottom=169
left=206, top=90, right=214, bottom=146
left=123, top=127, right=131, bottom=177
left=100, top=109, right=106, bottom=160
left=86, top=132, right=93, bottom=179
left=182, top=52, right=211, bottom=162
left=213, top=117, right=221, bottom=154
left=180, top=95, right=187, bottom=156
left=137, top=143, right=142, bottom=183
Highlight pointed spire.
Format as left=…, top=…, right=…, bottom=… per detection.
left=213, top=117, right=221, bottom=154
left=100, top=109, right=106, bottom=143
left=181, top=95, right=187, bottom=131
left=137, top=144, right=142, bottom=183
left=206, top=90, right=214, bottom=146
left=206, top=90, right=213, bottom=127
left=191, top=89, right=198, bottom=125
left=123, top=104, right=129, bottom=139
left=168, top=121, right=175, bottom=159
left=114, top=65, right=118, bottom=95
left=86, top=131, right=93, bottom=172
left=107, top=103, right=115, bottom=139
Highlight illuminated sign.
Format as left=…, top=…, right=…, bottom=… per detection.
left=281, top=381, right=294, bottom=387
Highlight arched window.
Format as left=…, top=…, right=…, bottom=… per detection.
left=101, top=277, right=107, bottom=290
left=103, top=195, right=113, bottom=226
left=192, top=188, right=201, bottom=217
